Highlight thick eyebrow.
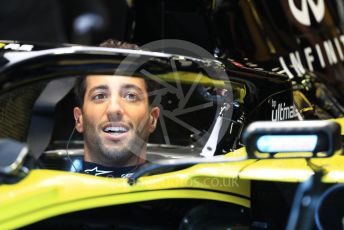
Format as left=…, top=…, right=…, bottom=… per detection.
left=87, top=84, right=145, bottom=97
left=87, top=85, right=109, bottom=97
left=121, top=84, right=145, bottom=94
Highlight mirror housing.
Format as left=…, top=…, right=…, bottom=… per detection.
left=243, top=121, right=342, bottom=159
left=0, top=138, right=29, bottom=175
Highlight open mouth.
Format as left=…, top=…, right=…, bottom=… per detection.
left=103, top=126, right=129, bottom=135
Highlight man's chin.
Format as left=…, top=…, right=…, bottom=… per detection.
left=102, top=139, right=138, bottom=154
left=101, top=143, right=127, bottom=154
left=101, top=147, right=138, bottom=165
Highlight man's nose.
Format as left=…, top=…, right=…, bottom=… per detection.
left=107, top=96, right=124, bottom=120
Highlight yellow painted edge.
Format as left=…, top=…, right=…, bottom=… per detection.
left=2, top=189, right=250, bottom=230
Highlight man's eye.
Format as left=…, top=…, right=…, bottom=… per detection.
left=123, top=92, right=138, bottom=101
left=92, top=93, right=107, bottom=101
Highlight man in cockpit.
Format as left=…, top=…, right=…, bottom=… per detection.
left=73, top=39, right=160, bottom=177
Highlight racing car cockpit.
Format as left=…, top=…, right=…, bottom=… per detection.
left=0, top=44, right=229, bottom=171
left=1, top=41, right=344, bottom=230
left=0, top=41, right=294, bottom=174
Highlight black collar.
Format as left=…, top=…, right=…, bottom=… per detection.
left=82, top=161, right=142, bottom=178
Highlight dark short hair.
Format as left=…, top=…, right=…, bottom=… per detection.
left=74, top=39, right=158, bottom=108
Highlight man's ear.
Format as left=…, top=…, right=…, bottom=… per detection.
left=148, top=106, right=160, bottom=133
left=73, top=107, right=84, bottom=133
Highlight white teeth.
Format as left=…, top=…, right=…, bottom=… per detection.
left=104, top=127, right=128, bottom=133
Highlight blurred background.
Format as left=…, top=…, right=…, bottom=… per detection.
left=2, top=0, right=344, bottom=118
left=0, top=0, right=217, bottom=50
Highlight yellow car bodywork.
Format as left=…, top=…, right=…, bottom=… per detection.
left=0, top=164, right=251, bottom=229
left=0, top=117, right=343, bottom=229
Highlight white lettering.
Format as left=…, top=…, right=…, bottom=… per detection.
left=278, top=35, right=344, bottom=76
left=272, top=110, right=276, bottom=121
left=281, top=103, right=285, bottom=120
left=315, top=44, right=326, bottom=68
left=279, top=57, right=294, bottom=79
left=323, top=40, right=338, bottom=65
left=271, top=99, right=297, bottom=121
left=289, top=51, right=306, bottom=76
left=283, top=104, right=290, bottom=119
left=3, top=43, right=34, bottom=51
left=19, top=44, right=34, bottom=51
left=290, top=105, right=294, bottom=118
left=334, top=37, right=344, bottom=61
left=304, top=47, right=315, bottom=71
left=340, top=35, right=344, bottom=47
left=4, top=43, right=20, bottom=50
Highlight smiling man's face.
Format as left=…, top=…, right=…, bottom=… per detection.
left=73, top=75, right=160, bottom=167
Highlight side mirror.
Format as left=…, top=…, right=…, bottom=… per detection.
left=242, top=121, right=342, bottom=159
left=0, top=138, right=29, bottom=175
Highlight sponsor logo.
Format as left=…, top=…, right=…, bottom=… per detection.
left=1, top=43, right=34, bottom=51
left=84, top=167, right=113, bottom=176
left=271, top=99, right=297, bottom=121
left=288, top=0, right=325, bottom=26
left=279, top=34, right=344, bottom=78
